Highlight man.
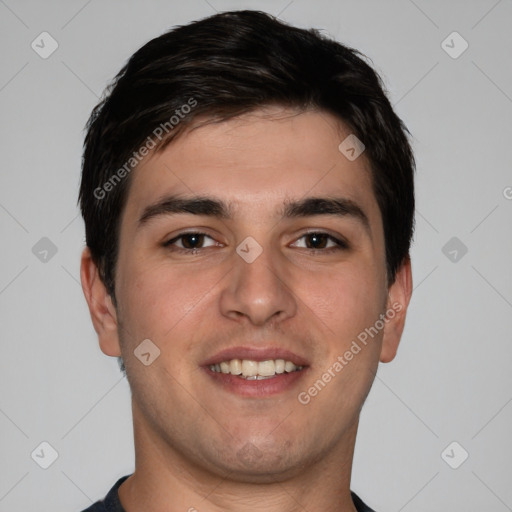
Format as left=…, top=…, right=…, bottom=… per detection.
left=79, top=10, right=414, bottom=512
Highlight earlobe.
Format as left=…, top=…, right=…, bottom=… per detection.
left=379, top=256, right=413, bottom=363
left=80, top=247, right=122, bottom=357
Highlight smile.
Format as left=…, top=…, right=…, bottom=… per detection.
left=209, top=358, right=304, bottom=379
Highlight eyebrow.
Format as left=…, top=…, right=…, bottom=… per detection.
left=138, top=195, right=370, bottom=234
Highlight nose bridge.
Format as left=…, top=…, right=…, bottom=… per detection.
left=219, top=239, right=297, bottom=326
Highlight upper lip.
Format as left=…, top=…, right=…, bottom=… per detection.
left=202, top=346, right=309, bottom=367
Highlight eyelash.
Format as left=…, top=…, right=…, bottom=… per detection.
left=163, top=231, right=349, bottom=254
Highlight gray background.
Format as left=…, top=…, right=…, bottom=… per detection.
left=1, top=0, right=511, bottom=510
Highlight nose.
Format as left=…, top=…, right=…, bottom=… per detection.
left=219, top=243, right=297, bottom=327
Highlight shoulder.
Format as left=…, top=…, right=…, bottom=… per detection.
left=351, top=490, right=378, bottom=512
left=80, top=503, right=107, bottom=512
left=78, top=475, right=131, bottom=512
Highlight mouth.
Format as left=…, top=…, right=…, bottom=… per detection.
left=201, top=347, right=309, bottom=397
left=209, top=358, right=303, bottom=380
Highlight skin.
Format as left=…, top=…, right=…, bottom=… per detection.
left=81, top=107, right=412, bottom=512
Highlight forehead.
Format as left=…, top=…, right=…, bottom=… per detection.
left=124, top=107, right=379, bottom=224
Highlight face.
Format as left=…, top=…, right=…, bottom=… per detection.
left=83, top=107, right=411, bottom=483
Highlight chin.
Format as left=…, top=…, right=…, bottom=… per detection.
left=206, top=437, right=307, bottom=483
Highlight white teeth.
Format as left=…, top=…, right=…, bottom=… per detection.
left=209, top=358, right=304, bottom=378
left=284, top=360, right=295, bottom=373
left=241, top=359, right=258, bottom=377
left=258, top=360, right=275, bottom=377
left=230, top=359, right=242, bottom=375
left=275, top=359, right=285, bottom=374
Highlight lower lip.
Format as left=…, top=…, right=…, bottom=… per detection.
left=202, top=367, right=308, bottom=398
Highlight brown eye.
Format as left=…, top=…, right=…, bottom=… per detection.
left=180, top=233, right=205, bottom=249
left=305, top=233, right=329, bottom=249
left=291, top=232, right=348, bottom=251
left=164, top=232, right=217, bottom=251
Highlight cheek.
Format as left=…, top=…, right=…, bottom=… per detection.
left=295, top=259, right=385, bottom=339
left=118, top=258, right=221, bottom=340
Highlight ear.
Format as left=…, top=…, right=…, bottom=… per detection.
left=80, top=247, right=121, bottom=357
left=379, top=256, right=413, bottom=363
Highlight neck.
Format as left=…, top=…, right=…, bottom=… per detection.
left=119, top=401, right=360, bottom=512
